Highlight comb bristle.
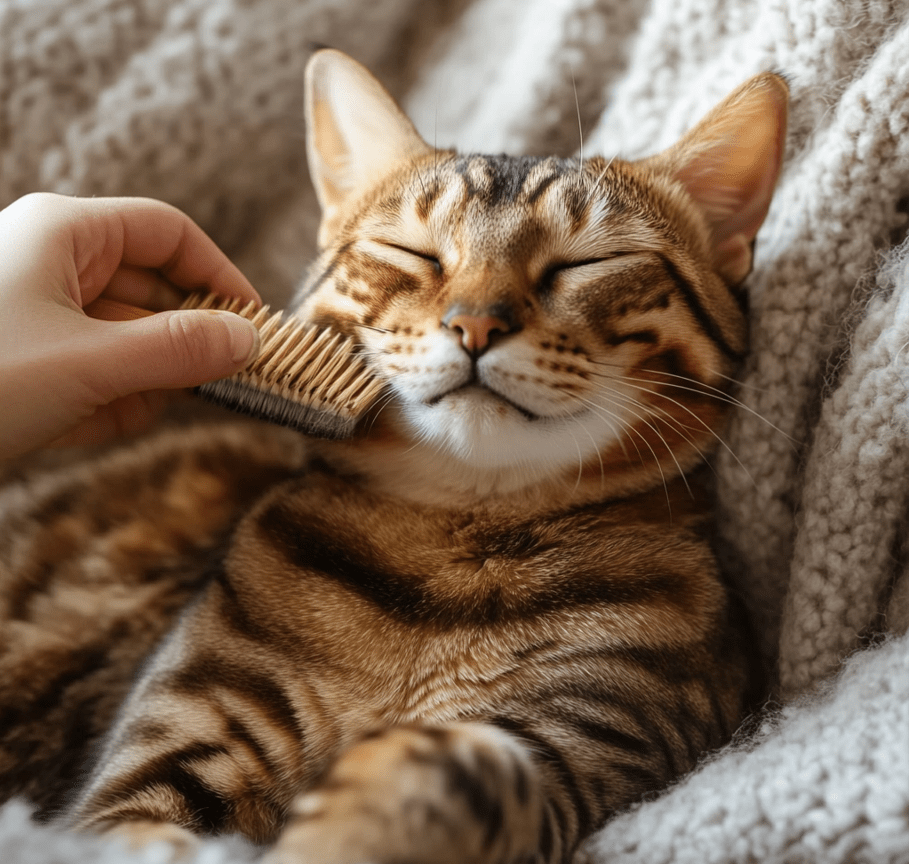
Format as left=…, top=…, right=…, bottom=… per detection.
left=184, top=292, right=384, bottom=438
left=197, top=378, right=359, bottom=439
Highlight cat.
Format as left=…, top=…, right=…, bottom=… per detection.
left=0, top=50, right=787, bottom=864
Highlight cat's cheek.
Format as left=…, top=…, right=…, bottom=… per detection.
left=378, top=341, right=471, bottom=405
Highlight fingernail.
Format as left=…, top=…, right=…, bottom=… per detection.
left=209, top=311, right=260, bottom=365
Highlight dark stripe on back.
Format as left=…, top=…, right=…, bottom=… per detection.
left=538, top=803, right=555, bottom=860
left=658, top=255, right=743, bottom=361
left=0, top=640, right=112, bottom=730
left=608, top=645, right=705, bottom=687
left=669, top=692, right=717, bottom=763
left=706, top=681, right=734, bottom=741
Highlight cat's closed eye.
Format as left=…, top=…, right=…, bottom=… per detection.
left=536, top=255, right=627, bottom=293
left=383, top=242, right=443, bottom=273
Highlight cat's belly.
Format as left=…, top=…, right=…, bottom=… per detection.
left=206, top=469, right=730, bottom=739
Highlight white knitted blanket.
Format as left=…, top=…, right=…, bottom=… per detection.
left=1, top=1, right=908, bottom=862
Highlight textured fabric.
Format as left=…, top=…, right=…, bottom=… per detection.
left=1, top=0, right=908, bottom=861
left=586, top=633, right=909, bottom=864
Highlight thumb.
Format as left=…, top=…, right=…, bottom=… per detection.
left=87, top=309, right=260, bottom=398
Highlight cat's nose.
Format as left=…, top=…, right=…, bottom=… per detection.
left=442, top=306, right=517, bottom=357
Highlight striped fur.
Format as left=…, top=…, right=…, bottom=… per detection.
left=0, top=52, right=787, bottom=863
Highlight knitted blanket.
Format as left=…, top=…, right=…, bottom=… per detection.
left=1, top=1, right=908, bottom=862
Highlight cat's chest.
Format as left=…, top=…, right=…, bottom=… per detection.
left=229, top=471, right=658, bottom=626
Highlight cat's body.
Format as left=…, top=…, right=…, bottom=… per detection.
left=0, top=52, right=787, bottom=863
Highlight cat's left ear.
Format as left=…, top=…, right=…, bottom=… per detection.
left=647, top=73, right=789, bottom=285
left=305, top=49, right=431, bottom=244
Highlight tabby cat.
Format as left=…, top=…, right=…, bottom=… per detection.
left=0, top=51, right=787, bottom=863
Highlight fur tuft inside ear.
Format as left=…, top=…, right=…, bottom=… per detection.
left=647, top=73, right=789, bottom=285
left=305, top=50, right=431, bottom=245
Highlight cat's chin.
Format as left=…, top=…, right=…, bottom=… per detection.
left=398, top=385, right=616, bottom=472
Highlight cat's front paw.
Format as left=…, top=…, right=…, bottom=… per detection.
left=264, top=723, right=541, bottom=864
left=100, top=820, right=201, bottom=862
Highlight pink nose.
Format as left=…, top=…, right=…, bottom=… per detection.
left=445, top=313, right=512, bottom=355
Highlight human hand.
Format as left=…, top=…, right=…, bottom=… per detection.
left=0, top=193, right=262, bottom=459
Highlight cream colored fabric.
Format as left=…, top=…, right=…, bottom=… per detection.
left=1, top=0, right=907, bottom=861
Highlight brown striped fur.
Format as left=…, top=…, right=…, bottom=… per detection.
left=0, top=51, right=787, bottom=863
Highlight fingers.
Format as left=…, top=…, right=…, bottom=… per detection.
left=0, top=193, right=265, bottom=458
left=103, top=265, right=186, bottom=312
left=2, top=193, right=261, bottom=308
left=98, top=197, right=260, bottom=303
left=82, top=309, right=261, bottom=400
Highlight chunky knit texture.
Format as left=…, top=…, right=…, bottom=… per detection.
left=1, top=0, right=908, bottom=861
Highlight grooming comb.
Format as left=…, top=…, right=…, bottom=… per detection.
left=84, top=292, right=384, bottom=439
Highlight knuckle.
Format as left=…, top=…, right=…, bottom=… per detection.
left=13, top=191, right=67, bottom=219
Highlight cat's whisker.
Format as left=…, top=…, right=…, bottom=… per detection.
left=626, top=385, right=759, bottom=490
left=584, top=154, right=617, bottom=208
left=561, top=389, right=676, bottom=515
left=705, top=368, right=774, bottom=393
left=356, top=323, right=394, bottom=334
left=608, top=388, right=710, bottom=457
left=571, top=72, right=584, bottom=174
left=587, top=387, right=692, bottom=498
left=363, top=390, right=400, bottom=435
left=583, top=371, right=763, bottom=492
left=585, top=361, right=800, bottom=448
left=565, top=426, right=585, bottom=493
left=561, top=390, right=643, bottom=468
left=561, top=388, right=635, bottom=468
left=571, top=417, right=607, bottom=491
left=594, top=373, right=727, bottom=450
left=602, top=388, right=732, bottom=489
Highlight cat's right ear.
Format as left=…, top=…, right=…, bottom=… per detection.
left=305, top=50, right=431, bottom=245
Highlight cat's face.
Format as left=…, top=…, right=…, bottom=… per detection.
left=295, top=52, right=787, bottom=500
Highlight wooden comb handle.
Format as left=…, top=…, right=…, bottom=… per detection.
left=83, top=297, right=156, bottom=321
left=83, top=294, right=256, bottom=323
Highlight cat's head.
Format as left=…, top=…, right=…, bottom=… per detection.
left=294, top=50, right=787, bottom=504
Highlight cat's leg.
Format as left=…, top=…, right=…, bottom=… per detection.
left=265, top=722, right=544, bottom=864
left=66, top=593, right=315, bottom=859
left=0, top=422, right=309, bottom=816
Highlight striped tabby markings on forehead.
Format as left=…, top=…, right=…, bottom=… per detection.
left=301, top=51, right=787, bottom=500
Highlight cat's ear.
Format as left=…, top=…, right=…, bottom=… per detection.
left=305, top=49, right=431, bottom=243
left=647, top=73, right=788, bottom=285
